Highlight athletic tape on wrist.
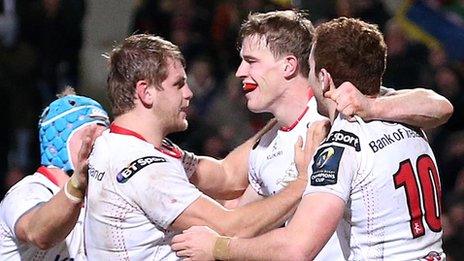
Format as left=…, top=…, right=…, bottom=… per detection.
left=213, top=236, right=231, bottom=260
left=64, top=180, right=84, bottom=203
left=182, top=150, right=199, bottom=178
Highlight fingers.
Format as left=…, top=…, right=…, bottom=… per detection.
left=307, top=120, right=331, bottom=149
left=293, top=136, right=304, bottom=165
left=294, top=135, right=309, bottom=180
left=184, top=226, right=211, bottom=233
left=93, top=125, right=105, bottom=139
left=176, top=250, right=192, bottom=258
left=78, top=125, right=99, bottom=159
left=172, top=233, right=187, bottom=244
left=171, top=241, right=188, bottom=252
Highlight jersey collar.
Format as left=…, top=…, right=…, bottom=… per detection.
left=280, top=106, right=309, bottom=132
left=280, top=88, right=313, bottom=132
left=37, top=166, right=68, bottom=187
left=109, top=123, right=182, bottom=159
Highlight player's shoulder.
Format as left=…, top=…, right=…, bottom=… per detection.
left=114, top=153, right=173, bottom=184
left=2, top=173, right=53, bottom=198
left=0, top=173, right=54, bottom=217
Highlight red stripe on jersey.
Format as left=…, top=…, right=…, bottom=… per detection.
left=110, top=124, right=182, bottom=159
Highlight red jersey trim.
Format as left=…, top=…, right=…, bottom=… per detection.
left=37, top=166, right=62, bottom=186
left=280, top=88, right=314, bottom=132
left=110, top=124, right=182, bottom=159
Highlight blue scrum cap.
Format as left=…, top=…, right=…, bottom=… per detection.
left=39, top=95, right=110, bottom=174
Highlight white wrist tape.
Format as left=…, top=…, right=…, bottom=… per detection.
left=64, top=180, right=84, bottom=203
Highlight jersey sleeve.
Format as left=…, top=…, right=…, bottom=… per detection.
left=0, top=182, right=54, bottom=237
left=117, top=157, right=202, bottom=230
left=303, top=124, right=362, bottom=203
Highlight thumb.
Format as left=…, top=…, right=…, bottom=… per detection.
left=324, top=88, right=335, bottom=100
left=294, top=136, right=303, bottom=150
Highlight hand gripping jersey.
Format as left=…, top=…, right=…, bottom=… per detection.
left=304, top=116, right=445, bottom=260
left=0, top=168, right=85, bottom=260
left=248, top=97, right=345, bottom=261
left=84, top=126, right=202, bottom=260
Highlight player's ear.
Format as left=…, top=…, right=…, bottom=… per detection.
left=319, top=68, right=334, bottom=93
left=135, top=80, right=154, bottom=108
left=283, top=55, right=298, bottom=79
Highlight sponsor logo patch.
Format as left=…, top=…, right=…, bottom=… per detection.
left=116, top=156, right=166, bottom=183
left=423, top=251, right=442, bottom=261
left=311, top=145, right=344, bottom=186
left=326, top=130, right=360, bottom=151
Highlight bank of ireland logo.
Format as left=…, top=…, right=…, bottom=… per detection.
left=315, top=147, right=335, bottom=168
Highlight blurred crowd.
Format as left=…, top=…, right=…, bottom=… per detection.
left=0, top=0, right=463, bottom=259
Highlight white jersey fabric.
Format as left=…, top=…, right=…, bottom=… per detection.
left=304, top=115, right=444, bottom=260
left=0, top=169, right=85, bottom=260
left=85, top=128, right=202, bottom=260
left=248, top=97, right=345, bottom=261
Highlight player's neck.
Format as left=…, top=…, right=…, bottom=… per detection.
left=273, top=81, right=312, bottom=128
left=327, top=104, right=339, bottom=124
left=113, top=112, right=164, bottom=147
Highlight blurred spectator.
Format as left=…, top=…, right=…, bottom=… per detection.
left=443, top=193, right=464, bottom=260
left=0, top=0, right=40, bottom=183
left=437, top=131, right=464, bottom=195
left=187, top=56, right=219, bottom=116
left=207, top=72, right=254, bottom=148
left=130, top=0, right=171, bottom=38
left=383, top=19, right=429, bottom=89
left=335, top=0, right=390, bottom=30
left=17, top=0, right=86, bottom=104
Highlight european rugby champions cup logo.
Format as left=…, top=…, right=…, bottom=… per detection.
left=315, top=147, right=336, bottom=168
left=311, top=145, right=344, bottom=186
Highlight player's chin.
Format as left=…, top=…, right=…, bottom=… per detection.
left=246, top=100, right=265, bottom=113
left=179, top=120, right=189, bottom=131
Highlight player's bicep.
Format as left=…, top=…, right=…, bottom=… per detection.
left=191, top=156, right=247, bottom=200
left=14, top=204, right=43, bottom=242
left=2, top=183, right=53, bottom=238
left=170, top=195, right=230, bottom=233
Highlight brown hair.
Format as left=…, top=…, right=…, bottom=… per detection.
left=107, top=34, right=185, bottom=116
left=239, top=10, right=314, bottom=77
left=313, top=17, right=386, bottom=95
left=56, top=86, right=76, bottom=98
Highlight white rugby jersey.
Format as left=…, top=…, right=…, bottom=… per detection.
left=248, top=97, right=344, bottom=261
left=85, top=126, right=202, bottom=260
left=0, top=168, right=85, bottom=260
left=304, top=115, right=444, bottom=260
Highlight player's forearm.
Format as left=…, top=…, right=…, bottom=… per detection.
left=371, top=88, right=453, bottom=129
left=226, top=227, right=309, bottom=261
left=18, top=191, right=82, bottom=249
left=220, top=179, right=306, bottom=238
left=191, top=121, right=274, bottom=199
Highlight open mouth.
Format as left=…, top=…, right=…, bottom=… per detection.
left=243, top=83, right=258, bottom=93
